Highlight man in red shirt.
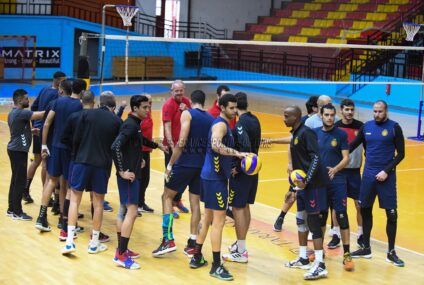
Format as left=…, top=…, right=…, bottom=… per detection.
left=162, top=80, right=191, bottom=215
left=208, top=85, right=236, bottom=129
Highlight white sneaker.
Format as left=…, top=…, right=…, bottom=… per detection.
left=285, top=257, right=312, bottom=269
left=304, top=262, right=328, bottom=280
left=328, top=227, right=335, bottom=237
left=227, top=241, right=237, bottom=252
left=307, top=232, right=313, bottom=241
left=222, top=250, right=248, bottom=263
left=62, top=243, right=76, bottom=255
left=88, top=242, right=108, bottom=254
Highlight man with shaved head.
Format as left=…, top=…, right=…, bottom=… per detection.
left=305, top=95, right=339, bottom=129
left=283, top=105, right=329, bottom=280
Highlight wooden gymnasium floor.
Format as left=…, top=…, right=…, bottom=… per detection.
left=0, top=84, right=423, bottom=284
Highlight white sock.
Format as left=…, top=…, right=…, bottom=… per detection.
left=334, top=226, right=341, bottom=238
left=357, top=226, right=363, bottom=236
left=315, top=250, right=324, bottom=263
left=66, top=225, right=76, bottom=245
left=237, top=240, right=246, bottom=253
left=91, top=230, right=100, bottom=245
left=299, top=246, right=307, bottom=259
left=190, top=234, right=197, bottom=240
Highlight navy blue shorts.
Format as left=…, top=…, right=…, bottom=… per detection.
left=296, top=186, right=327, bottom=213
left=326, top=177, right=347, bottom=213
left=32, top=134, right=41, bottom=154
left=47, top=146, right=71, bottom=180
left=359, top=173, right=397, bottom=209
left=229, top=173, right=258, bottom=208
left=200, top=179, right=228, bottom=211
left=117, top=176, right=140, bottom=205
left=165, top=165, right=201, bottom=195
left=70, top=163, right=109, bottom=194
left=342, top=168, right=361, bottom=200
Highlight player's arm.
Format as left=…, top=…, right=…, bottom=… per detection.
left=211, top=122, right=246, bottom=158
left=163, top=121, right=174, bottom=148
left=168, top=110, right=191, bottom=169
left=111, top=123, right=135, bottom=181
left=30, top=111, right=45, bottom=121
left=349, top=125, right=365, bottom=152
left=287, top=146, right=293, bottom=174
left=41, top=110, right=55, bottom=156
left=381, top=124, right=405, bottom=175
left=270, top=136, right=292, bottom=144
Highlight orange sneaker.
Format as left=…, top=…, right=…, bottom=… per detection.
left=343, top=252, right=355, bottom=272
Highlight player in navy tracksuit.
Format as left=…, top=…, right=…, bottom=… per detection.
left=349, top=100, right=405, bottom=267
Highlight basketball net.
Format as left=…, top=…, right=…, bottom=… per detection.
left=403, top=22, right=421, bottom=42
left=116, top=5, right=139, bottom=27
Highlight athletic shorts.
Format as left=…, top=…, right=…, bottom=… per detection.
left=296, top=186, right=327, bottom=213
left=326, top=176, right=347, bottom=213
left=342, top=168, right=361, bottom=200
left=165, top=164, right=201, bottom=195
left=70, top=163, right=109, bottom=194
left=117, top=176, right=140, bottom=206
left=46, top=146, right=71, bottom=180
left=200, top=179, right=228, bottom=211
left=32, top=134, right=41, bottom=154
left=228, top=173, right=258, bottom=208
left=359, top=172, right=397, bottom=209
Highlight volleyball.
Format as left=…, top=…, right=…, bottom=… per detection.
left=289, top=169, right=307, bottom=188
left=241, top=153, right=262, bottom=175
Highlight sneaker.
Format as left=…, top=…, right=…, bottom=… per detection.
left=273, top=216, right=284, bottom=232
left=343, top=252, right=355, bottom=271
left=126, top=249, right=140, bottom=259
left=137, top=211, right=142, bottom=217
left=51, top=203, right=60, bottom=215
left=351, top=247, right=372, bottom=259
left=57, top=217, right=62, bottom=229
left=22, top=192, right=34, bottom=204
left=12, top=212, right=33, bottom=221
left=304, top=262, right=328, bottom=280
left=222, top=250, right=248, bottom=263
left=209, top=264, right=234, bottom=281
left=328, top=227, right=336, bottom=237
left=172, top=211, right=180, bottom=219
left=48, top=197, right=54, bottom=207
left=90, top=232, right=110, bottom=243
left=62, top=243, right=76, bottom=255
left=228, top=241, right=238, bottom=252
left=76, top=225, right=85, bottom=233
left=6, top=210, right=13, bottom=217
left=88, top=242, right=108, bottom=254
left=59, top=229, right=77, bottom=241
left=103, top=202, right=113, bottom=212
left=139, top=203, right=154, bottom=213
left=78, top=213, right=84, bottom=219
left=35, top=216, right=51, bottom=232
left=386, top=250, right=405, bottom=267
left=307, top=232, right=313, bottom=241
left=152, top=239, right=177, bottom=257
left=175, top=200, right=189, bottom=213
left=113, top=249, right=140, bottom=270
left=285, top=257, right=312, bottom=269
left=357, top=235, right=365, bottom=248
left=327, top=234, right=341, bottom=249
left=190, top=254, right=208, bottom=269
left=183, top=239, right=196, bottom=257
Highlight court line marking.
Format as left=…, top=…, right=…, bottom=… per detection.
left=397, top=168, right=424, bottom=172
left=150, top=168, right=424, bottom=257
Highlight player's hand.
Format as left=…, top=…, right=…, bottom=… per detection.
left=287, top=163, right=293, bottom=174
left=179, top=103, right=188, bottom=111
left=119, top=170, right=135, bottom=182
left=376, top=170, right=388, bottom=182
left=285, top=190, right=296, bottom=203
left=158, top=143, right=169, bottom=154
left=141, top=159, right=146, bottom=169
left=41, top=144, right=50, bottom=158
left=231, top=167, right=239, bottom=177
left=31, top=128, right=40, bottom=136
left=235, top=152, right=250, bottom=159
left=327, top=167, right=337, bottom=180
left=295, top=180, right=306, bottom=190
left=261, top=138, right=272, bottom=147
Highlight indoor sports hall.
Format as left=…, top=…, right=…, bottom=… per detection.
left=1, top=0, right=424, bottom=284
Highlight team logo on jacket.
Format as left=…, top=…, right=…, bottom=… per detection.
left=331, top=138, right=338, bottom=147
left=382, top=129, right=388, bottom=136
left=294, top=136, right=299, bottom=145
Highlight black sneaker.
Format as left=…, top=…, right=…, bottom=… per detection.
left=51, top=203, right=60, bottom=215
left=209, top=264, right=234, bottom=281
left=48, top=197, right=54, bottom=207
left=140, top=203, right=154, bottom=213
left=304, top=262, right=328, bottom=280
left=6, top=210, right=13, bottom=217
left=351, top=247, right=372, bottom=259
left=22, top=192, right=34, bottom=204
left=273, top=216, right=284, bottom=232
left=190, top=254, right=208, bottom=269
left=35, top=216, right=51, bottom=232
left=57, top=217, right=62, bottom=229
left=327, top=234, right=341, bottom=249
left=357, top=235, right=365, bottom=248
left=386, top=250, right=405, bottom=267
left=13, top=212, right=33, bottom=221
left=76, top=225, right=85, bottom=233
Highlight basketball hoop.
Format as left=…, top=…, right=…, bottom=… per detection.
left=403, top=22, right=422, bottom=41
left=116, top=5, right=139, bottom=27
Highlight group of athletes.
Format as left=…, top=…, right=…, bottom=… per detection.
left=6, top=73, right=405, bottom=281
